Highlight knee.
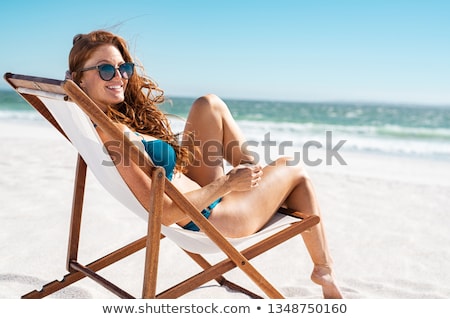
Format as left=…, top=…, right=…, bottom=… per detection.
left=192, top=94, right=227, bottom=114
left=276, top=156, right=310, bottom=183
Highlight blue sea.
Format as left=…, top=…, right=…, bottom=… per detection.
left=1, top=89, right=449, bottom=161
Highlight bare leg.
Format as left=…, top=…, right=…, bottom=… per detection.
left=182, top=94, right=254, bottom=186
left=284, top=168, right=343, bottom=299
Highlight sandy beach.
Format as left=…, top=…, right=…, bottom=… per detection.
left=1, top=119, right=450, bottom=299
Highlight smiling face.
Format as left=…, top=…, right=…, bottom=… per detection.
left=78, top=44, right=128, bottom=111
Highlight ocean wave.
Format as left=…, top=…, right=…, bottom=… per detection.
left=237, top=120, right=450, bottom=141
left=0, top=110, right=43, bottom=122
left=237, top=120, right=450, bottom=160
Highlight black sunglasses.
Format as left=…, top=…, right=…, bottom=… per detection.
left=78, top=62, right=135, bottom=81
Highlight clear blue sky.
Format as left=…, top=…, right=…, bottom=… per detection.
left=1, top=0, right=449, bottom=105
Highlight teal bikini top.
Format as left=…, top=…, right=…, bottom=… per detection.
left=140, top=139, right=176, bottom=180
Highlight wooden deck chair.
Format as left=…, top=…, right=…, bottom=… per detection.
left=4, top=72, right=320, bottom=299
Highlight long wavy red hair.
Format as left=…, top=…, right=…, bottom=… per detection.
left=68, top=30, right=192, bottom=173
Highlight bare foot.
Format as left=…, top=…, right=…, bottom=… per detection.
left=311, top=265, right=343, bottom=299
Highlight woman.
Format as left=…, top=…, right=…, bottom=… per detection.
left=68, top=30, right=343, bottom=299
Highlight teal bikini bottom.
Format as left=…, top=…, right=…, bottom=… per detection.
left=182, top=197, right=222, bottom=232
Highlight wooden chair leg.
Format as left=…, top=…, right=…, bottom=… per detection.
left=142, top=167, right=165, bottom=298
left=66, top=154, right=87, bottom=271
left=183, top=251, right=264, bottom=299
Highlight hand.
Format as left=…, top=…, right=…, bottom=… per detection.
left=226, top=164, right=263, bottom=192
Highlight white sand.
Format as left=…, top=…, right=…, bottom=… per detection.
left=1, top=119, right=450, bottom=299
